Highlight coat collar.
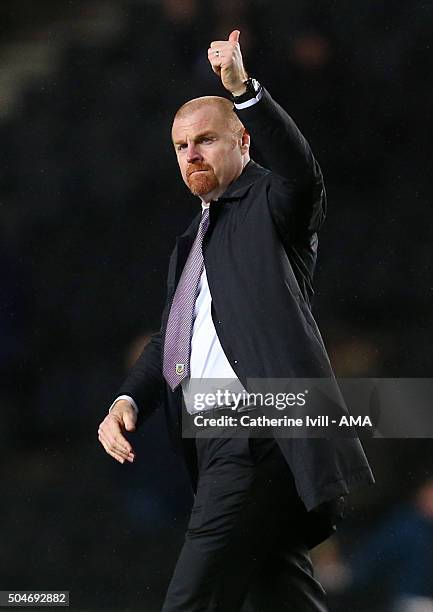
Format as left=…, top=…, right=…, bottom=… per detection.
left=172, top=161, right=269, bottom=283
left=176, top=160, right=268, bottom=242
left=218, top=160, right=269, bottom=201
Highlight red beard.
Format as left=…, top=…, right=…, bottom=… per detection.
left=186, top=163, right=218, bottom=196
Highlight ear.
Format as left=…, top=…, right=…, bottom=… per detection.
left=241, top=128, right=250, bottom=154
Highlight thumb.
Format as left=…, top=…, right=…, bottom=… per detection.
left=123, top=413, right=136, bottom=432
left=229, top=29, right=240, bottom=43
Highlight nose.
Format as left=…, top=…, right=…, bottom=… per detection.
left=186, top=143, right=202, bottom=164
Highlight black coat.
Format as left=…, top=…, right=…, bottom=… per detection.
left=117, top=88, right=374, bottom=539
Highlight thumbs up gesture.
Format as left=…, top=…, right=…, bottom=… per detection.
left=208, top=30, right=249, bottom=96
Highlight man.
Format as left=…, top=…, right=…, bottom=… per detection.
left=98, top=30, right=374, bottom=611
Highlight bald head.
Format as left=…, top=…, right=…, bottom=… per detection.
left=171, top=95, right=250, bottom=203
left=173, top=96, right=244, bottom=136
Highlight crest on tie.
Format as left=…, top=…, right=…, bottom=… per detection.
left=175, top=363, right=185, bottom=375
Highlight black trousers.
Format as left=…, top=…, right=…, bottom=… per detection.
left=162, top=428, right=329, bottom=612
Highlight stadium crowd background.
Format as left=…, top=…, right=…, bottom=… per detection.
left=1, top=1, right=432, bottom=610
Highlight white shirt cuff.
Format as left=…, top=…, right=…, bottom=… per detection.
left=109, top=395, right=139, bottom=415
left=234, top=88, right=263, bottom=110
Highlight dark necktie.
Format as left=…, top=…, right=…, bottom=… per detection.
left=163, top=208, right=210, bottom=391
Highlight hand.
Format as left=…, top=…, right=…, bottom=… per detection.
left=98, top=399, right=136, bottom=464
left=208, top=30, right=248, bottom=96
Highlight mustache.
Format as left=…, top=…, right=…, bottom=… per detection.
left=186, top=163, right=212, bottom=178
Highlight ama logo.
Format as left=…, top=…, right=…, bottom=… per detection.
left=339, top=415, right=373, bottom=427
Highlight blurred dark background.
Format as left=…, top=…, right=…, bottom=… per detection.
left=1, top=1, right=432, bottom=610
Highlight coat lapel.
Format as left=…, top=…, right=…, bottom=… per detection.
left=172, top=162, right=265, bottom=284
left=173, top=212, right=201, bottom=285
left=171, top=162, right=265, bottom=285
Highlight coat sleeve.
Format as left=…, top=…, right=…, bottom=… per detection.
left=234, top=87, right=326, bottom=236
left=115, top=329, right=164, bottom=427
left=114, top=248, right=177, bottom=427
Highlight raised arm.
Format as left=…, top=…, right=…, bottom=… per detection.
left=234, top=87, right=318, bottom=186
left=208, top=29, right=325, bottom=236
left=208, top=29, right=317, bottom=185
